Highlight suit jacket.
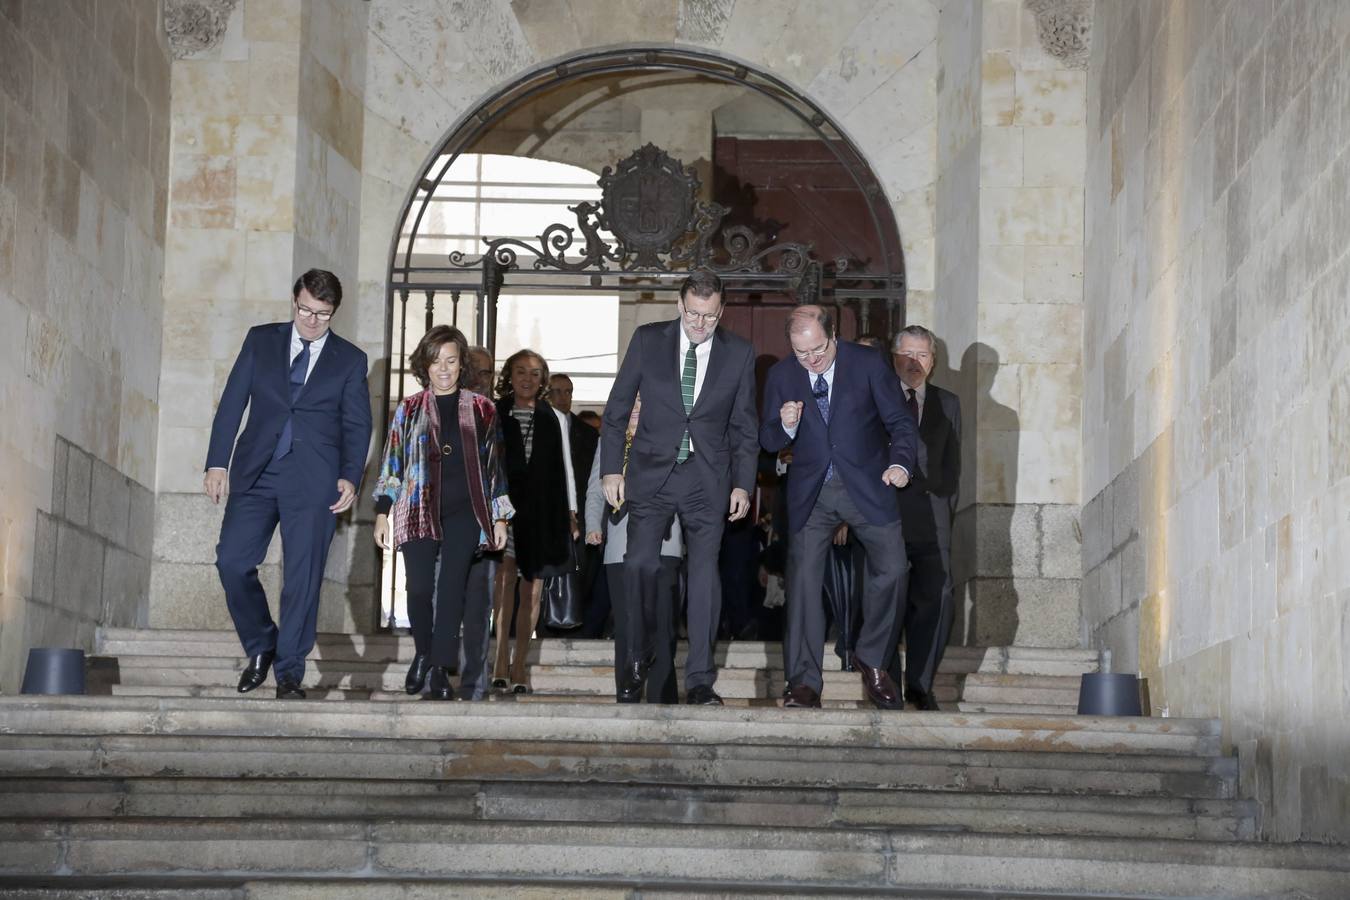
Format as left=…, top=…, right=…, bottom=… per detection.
left=898, top=382, right=961, bottom=547
left=566, top=411, right=599, bottom=514
left=206, top=322, right=373, bottom=498
left=601, top=319, right=758, bottom=504
left=759, top=340, right=918, bottom=533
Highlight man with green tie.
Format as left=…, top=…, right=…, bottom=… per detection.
left=600, top=270, right=758, bottom=704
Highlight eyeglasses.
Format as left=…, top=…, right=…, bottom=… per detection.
left=295, top=303, right=333, bottom=322
left=680, top=307, right=722, bottom=327
left=793, top=340, right=832, bottom=361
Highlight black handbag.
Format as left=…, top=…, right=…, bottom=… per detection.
left=541, top=540, right=584, bottom=630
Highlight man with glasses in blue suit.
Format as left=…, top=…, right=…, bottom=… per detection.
left=204, top=269, right=373, bottom=699
left=760, top=305, right=918, bottom=710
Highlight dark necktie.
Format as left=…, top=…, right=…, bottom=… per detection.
left=906, top=387, right=919, bottom=423
left=813, top=373, right=834, bottom=482
left=272, top=339, right=312, bottom=462
left=676, top=344, right=697, bottom=463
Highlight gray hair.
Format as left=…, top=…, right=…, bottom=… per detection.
left=892, top=324, right=936, bottom=353
left=785, top=305, right=834, bottom=340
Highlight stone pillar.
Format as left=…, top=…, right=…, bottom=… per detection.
left=151, top=0, right=376, bottom=633
left=941, top=0, right=1088, bottom=649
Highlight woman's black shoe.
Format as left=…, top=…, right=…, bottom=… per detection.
left=405, top=654, right=431, bottom=695
left=426, top=666, right=454, bottom=700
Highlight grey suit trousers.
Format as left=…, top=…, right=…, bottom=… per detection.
left=785, top=478, right=908, bottom=693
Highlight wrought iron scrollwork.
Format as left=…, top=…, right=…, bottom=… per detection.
left=449, top=143, right=818, bottom=282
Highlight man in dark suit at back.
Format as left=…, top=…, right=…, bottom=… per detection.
left=204, top=269, right=373, bottom=699
left=600, top=269, right=758, bottom=705
left=888, top=324, right=962, bottom=710
left=760, top=306, right=918, bottom=709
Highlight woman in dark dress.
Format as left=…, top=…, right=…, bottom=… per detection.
left=373, top=326, right=513, bottom=700
left=491, top=349, right=578, bottom=692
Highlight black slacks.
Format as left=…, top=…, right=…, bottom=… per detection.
left=623, top=461, right=724, bottom=690
left=400, top=508, right=484, bottom=669
left=785, top=478, right=907, bottom=693
left=887, top=539, right=954, bottom=694
left=608, top=559, right=679, bottom=703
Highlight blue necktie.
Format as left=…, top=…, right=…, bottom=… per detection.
left=813, top=373, right=834, bottom=483
left=272, top=339, right=312, bottom=462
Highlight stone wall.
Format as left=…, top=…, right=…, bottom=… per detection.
left=1083, top=0, right=1350, bottom=841
left=0, top=0, right=171, bottom=691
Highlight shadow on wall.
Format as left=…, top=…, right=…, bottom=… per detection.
left=935, top=340, right=1022, bottom=648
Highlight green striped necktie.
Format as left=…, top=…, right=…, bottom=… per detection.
left=677, top=343, right=697, bottom=462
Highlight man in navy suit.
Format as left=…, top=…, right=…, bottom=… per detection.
left=204, top=269, right=373, bottom=699
left=601, top=270, right=758, bottom=705
left=760, top=305, right=918, bottom=709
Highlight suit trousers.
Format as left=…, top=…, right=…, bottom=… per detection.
left=887, top=539, right=954, bottom=694
left=457, top=552, right=496, bottom=700
left=785, top=478, right=907, bottom=693
left=608, top=560, right=679, bottom=703
left=623, top=460, right=724, bottom=690
left=215, top=454, right=338, bottom=683
left=399, top=507, right=483, bottom=669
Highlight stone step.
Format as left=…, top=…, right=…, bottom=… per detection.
left=96, top=628, right=1101, bottom=676
left=91, top=654, right=1082, bottom=710
left=0, top=733, right=1238, bottom=800
left=1, top=819, right=1345, bottom=897
left=0, top=777, right=1257, bottom=840
left=0, top=696, right=1222, bottom=757
left=103, top=682, right=1078, bottom=715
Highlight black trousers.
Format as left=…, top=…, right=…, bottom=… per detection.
left=887, top=539, right=954, bottom=694
left=458, top=552, right=496, bottom=700
left=608, top=560, right=679, bottom=703
left=624, top=461, right=724, bottom=690
left=785, top=478, right=907, bottom=693
left=400, top=508, right=483, bottom=669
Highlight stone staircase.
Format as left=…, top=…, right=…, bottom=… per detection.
left=0, top=630, right=1346, bottom=896
left=89, top=627, right=1096, bottom=712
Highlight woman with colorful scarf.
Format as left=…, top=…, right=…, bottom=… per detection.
left=373, top=325, right=514, bottom=700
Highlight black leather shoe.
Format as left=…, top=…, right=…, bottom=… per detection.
left=237, top=651, right=275, bottom=693
left=616, top=657, right=649, bottom=704
left=906, top=688, right=941, bottom=711
left=275, top=678, right=306, bottom=700
left=405, top=654, right=431, bottom=695
left=426, top=666, right=453, bottom=701
left=853, top=655, right=903, bottom=710
left=685, top=685, right=724, bottom=706
left=783, top=683, right=822, bottom=708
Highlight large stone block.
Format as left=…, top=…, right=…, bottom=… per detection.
left=102, top=545, right=149, bottom=628
left=63, top=441, right=93, bottom=528
left=970, top=576, right=1082, bottom=648
left=126, top=480, right=155, bottom=559
left=30, top=510, right=57, bottom=607
left=53, top=519, right=105, bottom=616
left=154, top=492, right=229, bottom=564
left=22, top=599, right=97, bottom=656
left=89, top=458, right=132, bottom=548
left=149, top=561, right=280, bottom=629
left=1040, top=503, right=1081, bottom=579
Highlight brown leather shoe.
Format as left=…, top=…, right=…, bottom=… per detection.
left=783, top=683, right=822, bottom=708
left=852, top=655, right=903, bottom=710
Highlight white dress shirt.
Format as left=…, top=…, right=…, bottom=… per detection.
left=677, top=329, right=713, bottom=452
left=291, top=324, right=328, bottom=383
